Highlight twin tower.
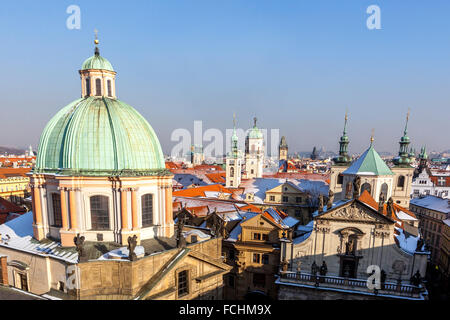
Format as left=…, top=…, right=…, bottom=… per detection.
left=225, top=117, right=265, bottom=188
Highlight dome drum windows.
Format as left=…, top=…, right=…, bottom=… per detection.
left=141, top=194, right=154, bottom=228
left=90, top=195, right=110, bottom=230
left=51, top=193, right=62, bottom=227
left=95, top=78, right=102, bottom=96
left=107, top=79, right=112, bottom=97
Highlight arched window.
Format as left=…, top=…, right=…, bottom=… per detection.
left=230, top=167, right=235, bottom=178
left=397, top=176, right=405, bottom=189
left=85, top=78, right=90, bottom=96
left=107, top=80, right=112, bottom=97
left=51, top=193, right=62, bottom=227
left=142, top=194, right=153, bottom=227
left=95, top=78, right=102, bottom=96
left=337, top=174, right=344, bottom=185
left=90, top=195, right=110, bottom=230
left=361, top=183, right=371, bottom=195
left=381, top=183, right=388, bottom=200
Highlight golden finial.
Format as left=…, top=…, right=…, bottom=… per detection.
left=406, top=108, right=410, bottom=121
left=94, top=29, right=99, bottom=45
left=233, top=113, right=236, bottom=128
left=345, top=108, right=348, bottom=121
left=370, top=128, right=375, bottom=145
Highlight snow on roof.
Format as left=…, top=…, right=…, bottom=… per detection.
left=312, top=200, right=351, bottom=217
left=98, top=246, right=145, bottom=260
left=226, top=212, right=259, bottom=242
left=240, top=178, right=329, bottom=203
left=296, top=220, right=314, bottom=233
left=410, top=196, right=450, bottom=214
left=394, top=226, right=420, bottom=254
left=183, top=229, right=210, bottom=239
left=283, top=216, right=300, bottom=228
left=0, top=210, right=33, bottom=238
left=0, top=212, right=78, bottom=263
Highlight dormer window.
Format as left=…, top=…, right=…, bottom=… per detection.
left=95, top=79, right=102, bottom=96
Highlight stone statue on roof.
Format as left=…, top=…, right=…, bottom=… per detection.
left=326, top=190, right=334, bottom=210
left=74, top=234, right=87, bottom=263
left=386, top=197, right=394, bottom=218
left=378, top=192, right=385, bottom=213
left=353, top=176, right=361, bottom=198
left=128, top=235, right=138, bottom=261
left=318, top=194, right=324, bottom=213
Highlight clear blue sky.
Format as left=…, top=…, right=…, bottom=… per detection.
left=0, top=0, right=449, bottom=155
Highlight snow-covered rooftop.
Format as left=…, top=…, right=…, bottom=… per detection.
left=0, top=212, right=78, bottom=263
left=410, top=196, right=450, bottom=214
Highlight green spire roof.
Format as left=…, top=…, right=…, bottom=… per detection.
left=35, top=97, right=167, bottom=176
left=343, top=145, right=394, bottom=176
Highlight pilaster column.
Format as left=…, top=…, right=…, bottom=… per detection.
left=131, top=187, right=139, bottom=230
left=165, top=183, right=173, bottom=225
left=32, top=184, right=43, bottom=225
left=120, top=188, right=129, bottom=231
left=58, top=187, right=69, bottom=230
left=68, top=187, right=79, bottom=231
left=31, top=182, right=45, bottom=240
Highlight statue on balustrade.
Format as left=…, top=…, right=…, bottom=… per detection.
left=311, top=261, right=318, bottom=276
left=319, top=261, right=328, bottom=276
left=410, top=270, right=422, bottom=286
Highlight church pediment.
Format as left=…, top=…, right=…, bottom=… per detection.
left=317, top=201, right=393, bottom=224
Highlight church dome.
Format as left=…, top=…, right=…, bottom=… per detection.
left=81, top=54, right=114, bottom=72
left=35, top=97, right=166, bottom=176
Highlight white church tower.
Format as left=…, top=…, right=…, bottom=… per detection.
left=226, top=115, right=243, bottom=188
left=244, top=117, right=264, bottom=179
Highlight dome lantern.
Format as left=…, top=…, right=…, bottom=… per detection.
left=79, top=31, right=117, bottom=99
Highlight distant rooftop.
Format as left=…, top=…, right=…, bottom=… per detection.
left=410, top=195, right=450, bottom=214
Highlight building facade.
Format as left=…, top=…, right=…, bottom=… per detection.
left=410, top=196, right=450, bottom=265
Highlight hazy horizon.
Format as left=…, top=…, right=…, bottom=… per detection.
left=1, top=1, right=449, bottom=156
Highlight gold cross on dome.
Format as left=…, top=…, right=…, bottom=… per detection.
left=94, top=29, right=99, bottom=45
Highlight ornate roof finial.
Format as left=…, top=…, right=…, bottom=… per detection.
left=404, top=108, right=410, bottom=135
left=253, top=117, right=257, bottom=127
left=343, top=109, right=349, bottom=135
left=370, top=128, right=375, bottom=146
left=233, top=113, right=236, bottom=129
left=94, top=29, right=100, bottom=56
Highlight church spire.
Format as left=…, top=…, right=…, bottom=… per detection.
left=231, top=114, right=239, bottom=158
left=394, top=110, right=412, bottom=166
left=333, top=111, right=351, bottom=165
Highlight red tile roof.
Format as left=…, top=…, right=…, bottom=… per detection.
left=172, top=184, right=234, bottom=198
left=205, top=172, right=226, bottom=184
left=0, top=167, right=31, bottom=179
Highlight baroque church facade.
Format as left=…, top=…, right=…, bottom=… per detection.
left=276, top=112, right=429, bottom=300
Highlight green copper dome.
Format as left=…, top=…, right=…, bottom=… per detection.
left=35, top=97, right=167, bottom=176
left=81, top=54, right=114, bottom=72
